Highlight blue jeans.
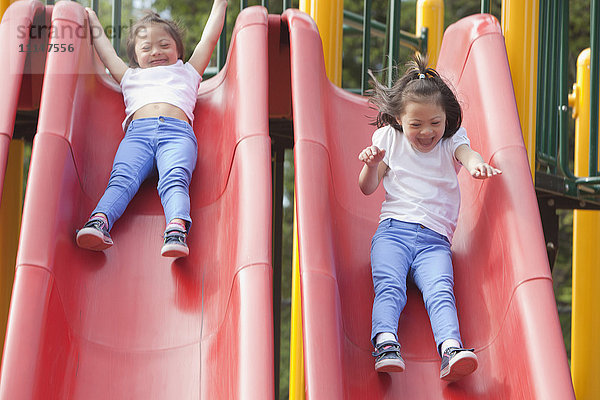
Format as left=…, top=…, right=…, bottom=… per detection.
left=370, top=218, right=462, bottom=354
left=92, top=116, right=198, bottom=231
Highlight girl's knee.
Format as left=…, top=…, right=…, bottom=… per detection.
left=158, top=167, right=192, bottom=189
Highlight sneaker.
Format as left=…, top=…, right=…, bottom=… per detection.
left=76, top=217, right=113, bottom=251
left=372, top=341, right=405, bottom=373
left=440, top=347, right=478, bottom=382
left=161, top=225, right=189, bottom=258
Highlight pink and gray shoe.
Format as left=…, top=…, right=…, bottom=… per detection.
left=372, top=340, right=405, bottom=373
left=76, top=217, right=113, bottom=251
left=161, top=225, right=189, bottom=258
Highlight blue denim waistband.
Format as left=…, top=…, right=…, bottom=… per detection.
left=129, top=116, right=192, bottom=130
left=379, top=218, right=449, bottom=242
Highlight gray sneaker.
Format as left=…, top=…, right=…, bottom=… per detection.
left=440, top=347, right=478, bottom=382
left=76, top=217, right=113, bottom=251
left=372, top=341, right=405, bottom=373
left=161, top=225, right=189, bottom=258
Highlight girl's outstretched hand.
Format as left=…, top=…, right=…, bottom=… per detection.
left=468, top=162, right=502, bottom=179
left=359, top=145, right=386, bottom=167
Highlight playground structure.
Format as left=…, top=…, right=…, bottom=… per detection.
left=0, top=0, right=597, bottom=399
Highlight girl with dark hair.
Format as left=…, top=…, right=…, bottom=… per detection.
left=76, top=1, right=227, bottom=258
left=359, top=54, right=501, bottom=381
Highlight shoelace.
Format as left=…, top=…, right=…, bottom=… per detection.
left=84, top=217, right=108, bottom=231
left=444, top=347, right=475, bottom=357
left=372, top=341, right=401, bottom=357
left=164, top=227, right=187, bottom=244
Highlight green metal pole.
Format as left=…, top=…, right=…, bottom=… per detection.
left=112, top=0, right=122, bottom=54
left=361, top=0, right=372, bottom=95
left=590, top=0, right=600, bottom=176
left=241, top=0, right=248, bottom=9
left=387, top=0, right=401, bottom=87
left=481, top=0, right=490, bottom=14
left=536, top=0, right=548, bottom=161
left=344, top=10, right=424, bottom=52
left=548, top=0, right=559, bottom=168
left=558, top=0, right=575, bottom=179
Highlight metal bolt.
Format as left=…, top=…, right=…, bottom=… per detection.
left=548, top=199, right=555, bottom=207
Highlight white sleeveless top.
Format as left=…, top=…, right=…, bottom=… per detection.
left=120, top=60, right=202, bottom=130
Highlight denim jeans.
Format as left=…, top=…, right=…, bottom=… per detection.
left=92, top=116, right=198, bottom=230
left=370, top=218, right=462, bottom=354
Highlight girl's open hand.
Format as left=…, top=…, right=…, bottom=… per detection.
left=359, top=146, right=385, bottom=167
left=468, top=162, right=502, bottom=179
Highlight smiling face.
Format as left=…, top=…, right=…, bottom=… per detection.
left=134, top=24, right=179, bottom=68
left=397, top=100, right=447, bottom=153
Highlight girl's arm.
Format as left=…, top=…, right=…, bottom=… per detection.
left=358, top=146, right=388, bottom=195
left=454, top=144, right=502, bottom=179
left=188, top=0, right=228, bottom=75
left=85, top=8, right=128, bottom=83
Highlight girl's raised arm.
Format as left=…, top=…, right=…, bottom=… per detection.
left=86, top=8, right=128, bottom=83
left=358, top=146, right=388, bottom=195
left=188, top=0, right=228, bottom=75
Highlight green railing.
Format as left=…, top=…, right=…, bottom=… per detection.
left=342, top=5, right=428, bottom=92
left=536, top=0, right=600, bottom=196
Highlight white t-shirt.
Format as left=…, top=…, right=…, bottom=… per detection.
left=120, top=60, right=202, bottom=131
left=372, top=125, right=470, bottom=243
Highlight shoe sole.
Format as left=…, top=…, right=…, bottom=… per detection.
left=161, top=243, right=189, bottom=258
left=76, top=228, right=113, bottom=251
left=375, top=358, right=405, bottom=373
left=440, top=352, right=478, bottom=382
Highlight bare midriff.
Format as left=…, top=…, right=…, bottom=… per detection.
left=132, top=102, right=189, bottom=123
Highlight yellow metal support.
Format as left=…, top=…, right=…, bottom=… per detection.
left=291, top=2, right=345, bottom=397
left=570, top=48, right=600, bottom=400
left=288, top=201, right=304, bottom=400
left=0, top=0, right=16, bottom=20
left=299, top=0, right=344, bottom=86
left=0, top=139, right=24, bottom=356
left=501, top=0, right=539, bottom=179
left=416, top=0, right=444, bottom=68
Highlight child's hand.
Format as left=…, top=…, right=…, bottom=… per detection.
left=359, top=146, right=385, bottom=167
left=468, top=162, right=502, bottom=179
left=85, top=8, right=101, bottom=28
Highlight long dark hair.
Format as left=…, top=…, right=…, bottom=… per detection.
left=126, top=10, right=185, bottom=68
left=369, top=53, right=462, bottom=138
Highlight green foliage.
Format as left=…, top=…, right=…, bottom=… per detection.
left=151, top=0, right=213, bottom=62
left=96, top=0, right=136, bottom=63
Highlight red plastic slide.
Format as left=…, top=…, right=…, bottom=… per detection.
left=0, top=3, right=273, bottom=399
left=286, top=9, right=575, bottom=399
left=0, top=0, right=49, bottom=199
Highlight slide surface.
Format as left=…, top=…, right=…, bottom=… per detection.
left=0, top=0, right=48, bottom=197
left=0, top=3, right=273, bottom=399
left=286, top=10, right=575, bottom=399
